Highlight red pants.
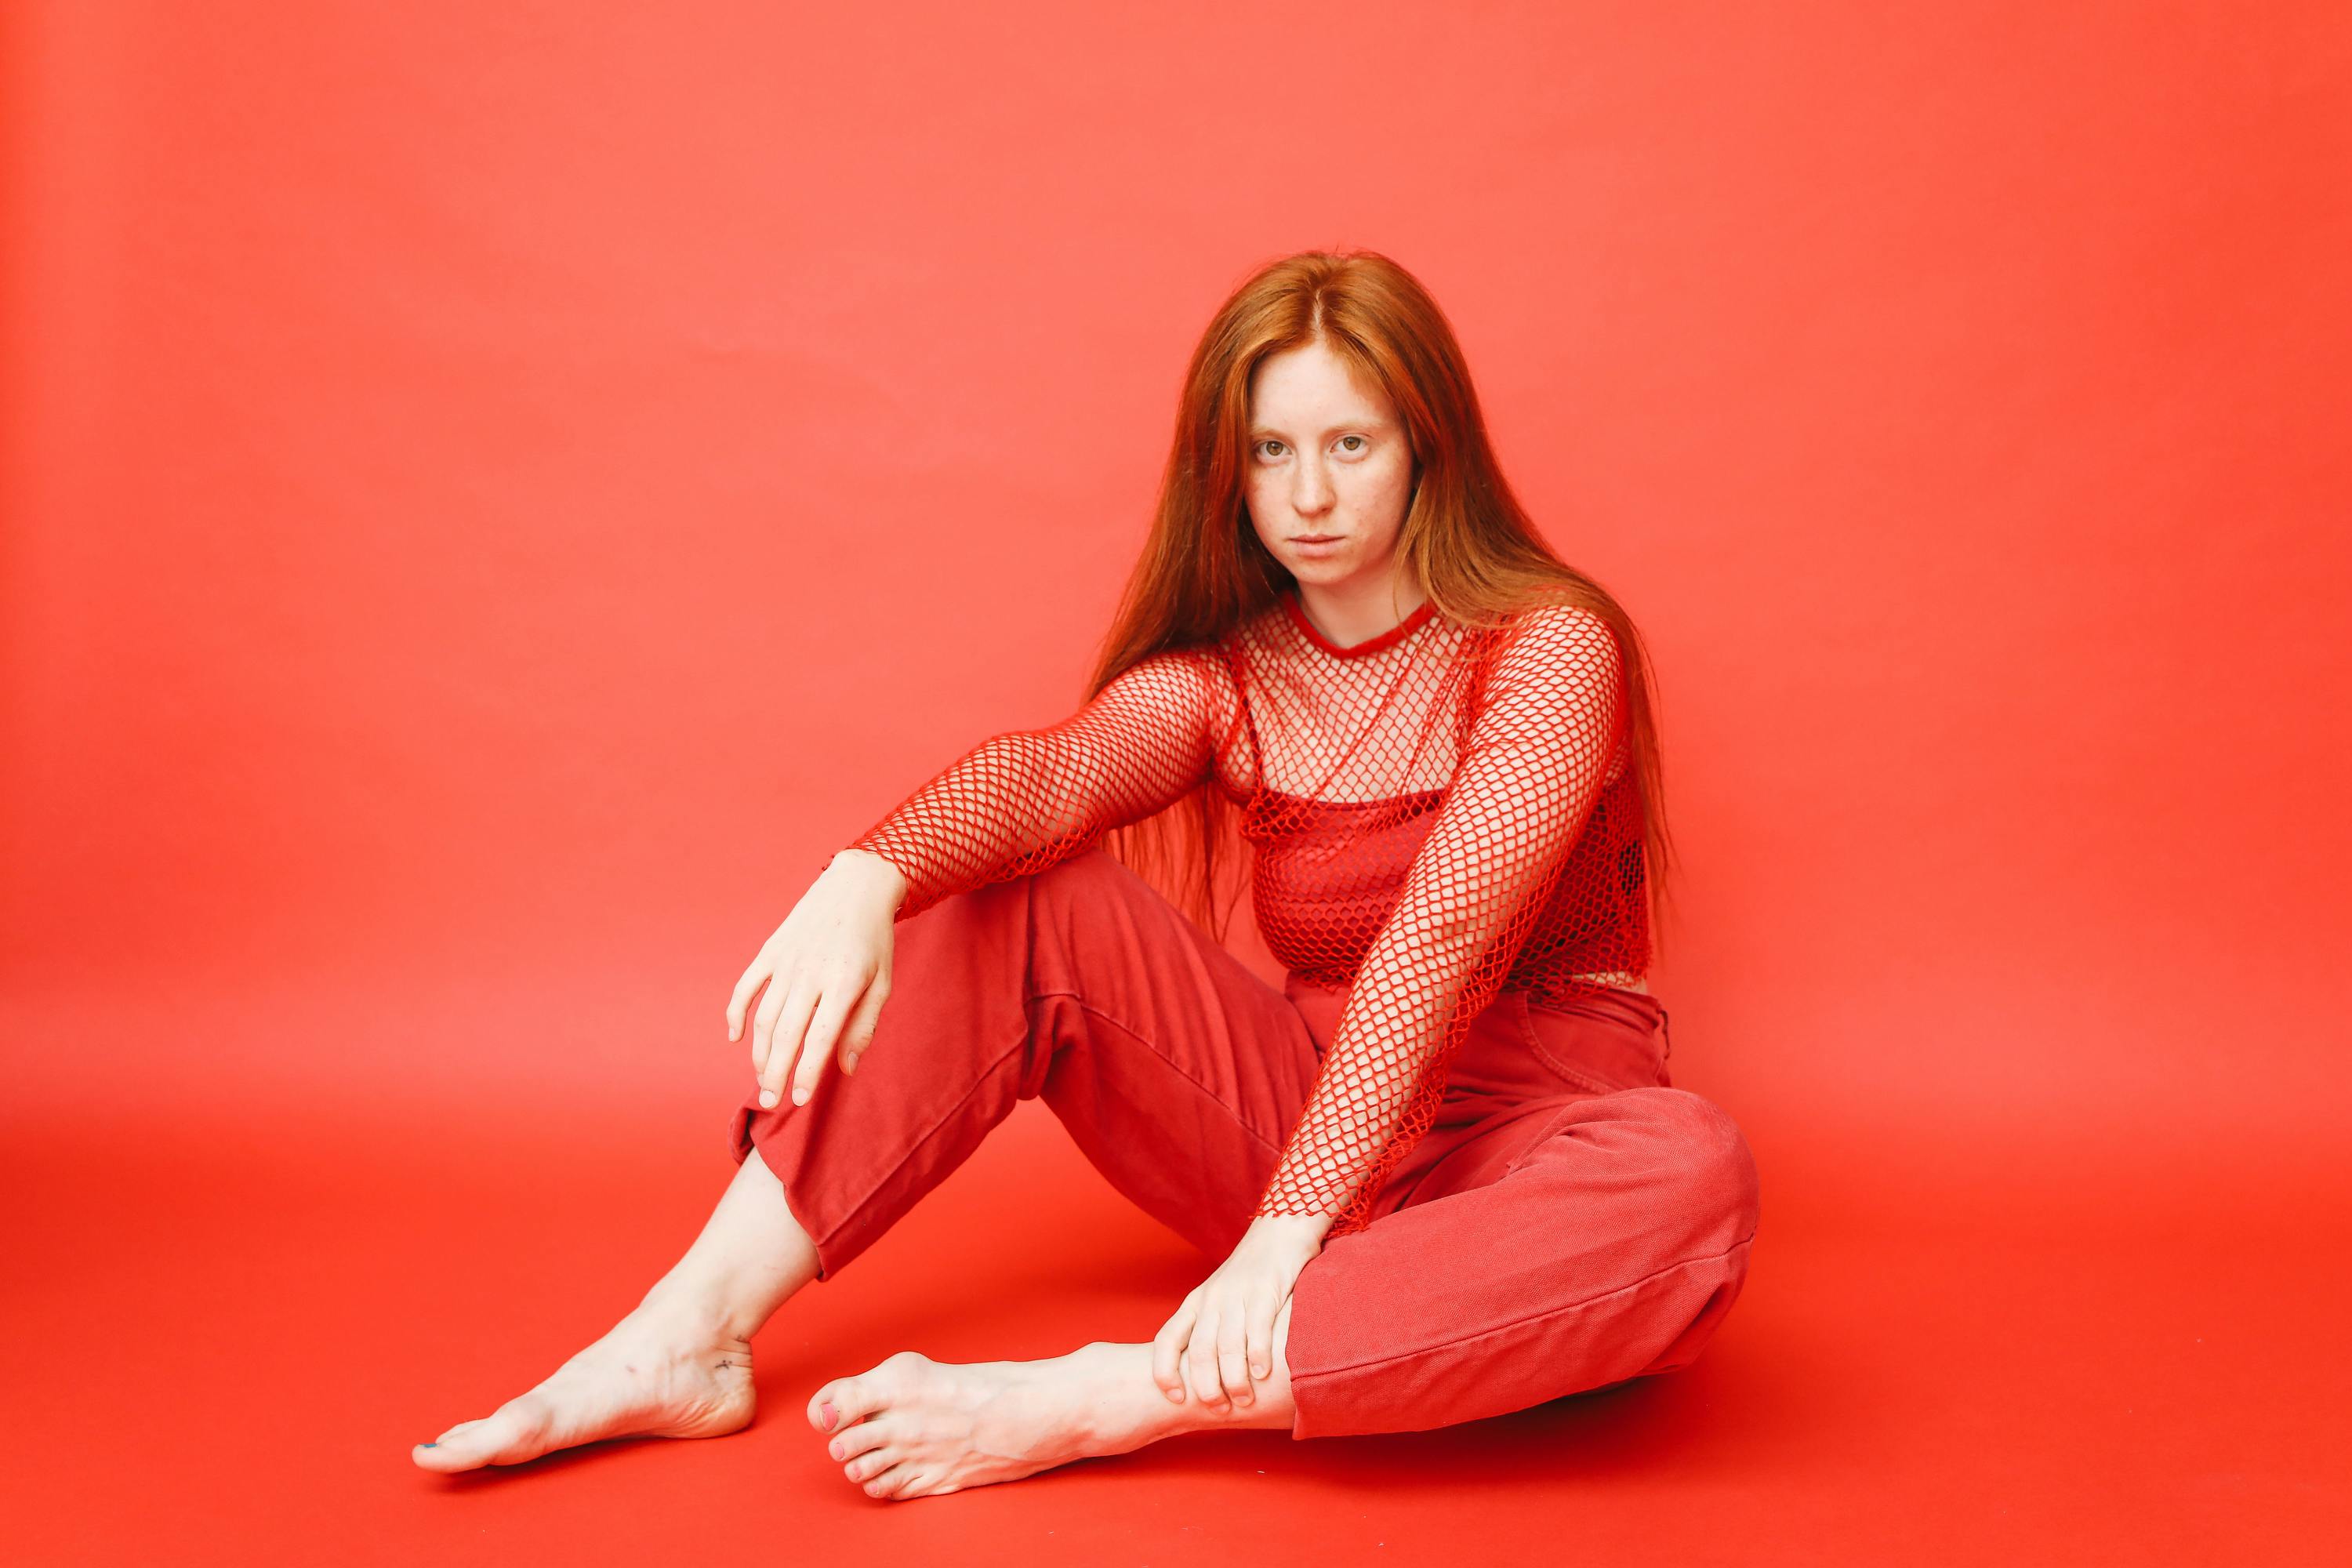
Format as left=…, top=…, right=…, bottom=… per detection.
left=728, top=847, right=1760, bottom=1439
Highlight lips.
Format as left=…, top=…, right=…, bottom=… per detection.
left=1294, top=535, right=1341, bottom=543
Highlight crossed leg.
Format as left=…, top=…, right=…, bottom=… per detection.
left=412, top=850, right=1758, bottom=1496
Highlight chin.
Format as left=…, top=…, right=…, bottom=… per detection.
left=1283, top=556, right=1356, bottom=583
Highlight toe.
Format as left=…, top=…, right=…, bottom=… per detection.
left=862, top=1460, right=916, bottom=1499
left=412, top=1417, right=497, bottom=1472
left=810, top=1375, right=888, bottom=1435
left=412, top=1436, right=459, bottom=1472
left=827, top=1417, right=896, bottom=1465
left=441, top=1403, right=550, bottom=1470
left=843, top=1443, right=902, bottom=1485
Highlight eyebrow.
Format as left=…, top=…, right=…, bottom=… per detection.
left=1246, top=416, right=1392, bottom=438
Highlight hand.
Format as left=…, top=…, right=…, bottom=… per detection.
left=1151, top=1214, right=1330, bottom=1412
left=725, top=849, right=908, bottom=1110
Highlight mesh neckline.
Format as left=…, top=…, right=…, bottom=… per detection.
left=1279, top=585, right=1439, bottom=659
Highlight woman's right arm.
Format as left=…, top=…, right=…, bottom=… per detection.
left=839, top=646, right=1230, bottom=920
left=724, top=647, right=1229, bottom=1111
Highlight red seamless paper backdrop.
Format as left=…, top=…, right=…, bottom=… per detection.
left=3, top=3, right=2347, bottom=1564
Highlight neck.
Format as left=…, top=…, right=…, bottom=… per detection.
left=1291, top=572, right=1428, bottom=651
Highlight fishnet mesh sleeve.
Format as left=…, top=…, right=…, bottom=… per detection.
left=1250, top=605, right=1629, bottom=1238
left=840, top=649, right=1225, bottom=920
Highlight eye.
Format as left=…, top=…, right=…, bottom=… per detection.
left=1255, top=439, right=1287, bottom=459
left=1337, top=435, right=1367, bottom=453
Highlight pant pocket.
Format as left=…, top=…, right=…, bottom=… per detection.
left=1514, top=989, right=1669, bottom=1094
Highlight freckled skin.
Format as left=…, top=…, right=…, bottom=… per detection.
left=1243, top=335, right=1426, bottom=646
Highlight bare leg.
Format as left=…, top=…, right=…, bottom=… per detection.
left=808, top=1297, right=1301, bottom=1500
left=412, top=1148, right=816, bottom=1472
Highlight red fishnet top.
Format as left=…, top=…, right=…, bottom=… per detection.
left=840, top=585, right=1650, bottom=1239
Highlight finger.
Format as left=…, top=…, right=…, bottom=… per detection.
left=757, top=975, right=820, bottom=1110
left=758, top=981, right=815, bottom=1109
left=726, top=956, right=770, bottom=1043
left=1185, top=1305, right=1229, bottom=1410
left=737, top=963, right=776, bottom=1062
left=1218, top=1303, right=1253, bottom=1405
left=1247, top=1294, right=1275, bottom=1385
left=791, top=969, right=859, bottom=1106
left=837, top=970, right=891, bottom=1076
left=750, top=979, right=788, bottom=1084
left=1187, top=1344, right=1226, bottom=1409
left=1151, top=1298, right=1198, bottom=1402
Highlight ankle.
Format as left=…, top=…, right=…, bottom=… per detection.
left=1069, top=1341, right=1192, bottom=1448
left=637, top=1269, right=773, bottom=1344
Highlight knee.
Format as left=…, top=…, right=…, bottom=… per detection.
left=1632, top=1087, right=1760, bottom=1246
left=1024, top=844, right=1168, bottom=927
left=1028, top=844, right=1123, bottom=899
left=921, top=846, right=1120, bottom=930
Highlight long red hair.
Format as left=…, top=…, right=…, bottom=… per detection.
left=1089, top=248, right=1680, bottom=961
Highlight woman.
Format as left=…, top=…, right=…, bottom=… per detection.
left=413, top=249, right=1761, bottom=1497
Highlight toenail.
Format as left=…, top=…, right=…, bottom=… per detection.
left=421, top=1442, right=437, bottom=1448
left=821, top=1400, right=838, bottom=1430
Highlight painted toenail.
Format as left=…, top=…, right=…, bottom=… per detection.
left=422, top=1442, right=437, bottom=1447
left=821, top=1400, right=838, bottom=1430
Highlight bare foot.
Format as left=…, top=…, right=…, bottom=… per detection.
left=413, top=1300, right=756, bottom=1473
left=808, top=1341, right=1283, bottom=1499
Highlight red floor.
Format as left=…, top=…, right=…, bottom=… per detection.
left=4, top=1074, right=2346, bottom=1565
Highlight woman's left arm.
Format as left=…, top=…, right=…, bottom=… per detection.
left=1150, top=603, right=1629, bottom=1411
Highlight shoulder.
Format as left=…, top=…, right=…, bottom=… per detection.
left=1492, top=599, right=1622, bottom=682
left=1457, top=600, right=1626, bottom=760
left=1107, top=644, right=1226, bottom=699
left=1102, top=644, right=1243, bottom=731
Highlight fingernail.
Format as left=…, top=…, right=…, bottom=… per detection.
left=1254, top=1364, right=1268, bottom=1377
left=760, top=1092, right=778, bottom=1108
left=792, top=1087, right=807, bottom=1105
left=1165, top=1386, right=1184, bottom=1402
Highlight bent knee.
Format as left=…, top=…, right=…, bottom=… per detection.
left=928, top=845, right=1128, bottom=927
left=1625, top=1087, right=1761, bottom=1243
left=1028, top=844, right=1126, bottom=898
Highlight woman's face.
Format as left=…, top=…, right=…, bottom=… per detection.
left=1242, top=336, right=1417, bottom=597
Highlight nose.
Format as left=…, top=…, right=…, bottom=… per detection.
left=1290, top=456, right=1334, bottom=518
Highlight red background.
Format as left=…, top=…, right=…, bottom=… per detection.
left=4, top=2, right=2347, bottom=1562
